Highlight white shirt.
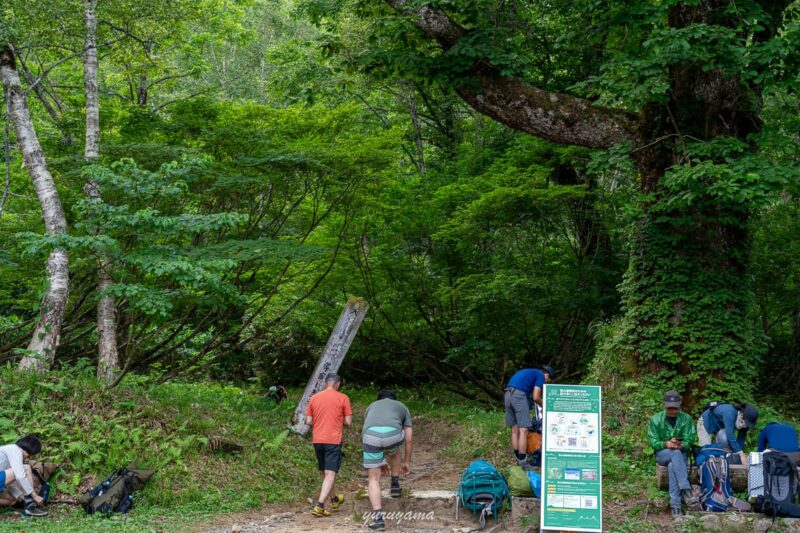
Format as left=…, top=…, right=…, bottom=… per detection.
left=0, top=444, right=34, bottom=495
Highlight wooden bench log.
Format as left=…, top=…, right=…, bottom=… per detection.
left=657, top=464, right=749, bottom=492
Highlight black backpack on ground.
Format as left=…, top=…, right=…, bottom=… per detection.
left=755, top=451, right=800, bottom=518
left=81, top=466, right=153, bottom=516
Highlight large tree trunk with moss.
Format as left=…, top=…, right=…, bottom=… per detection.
left=384, top=0, right=773, bottom=401
left=1, top=45, right=69, bottom=371
left=608, top=3, right=763, bottom=404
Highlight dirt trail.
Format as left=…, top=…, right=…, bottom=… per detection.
left=194, top=419, right=513, bottom=533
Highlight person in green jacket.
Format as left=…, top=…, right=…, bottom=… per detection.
left=648, top=390, right=698, bottom=522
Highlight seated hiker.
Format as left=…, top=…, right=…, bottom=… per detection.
left=648, top=390, right=698, bottom=522
left=697, top=402, right=758, bottom=465
left=758, top=422, right=800, bottom=453
left=504, top=365, right=554, bottom=469
left=0, top=435, right=47, bottom=517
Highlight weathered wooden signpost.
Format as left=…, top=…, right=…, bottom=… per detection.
left=290, top=297, right=369, bottom=436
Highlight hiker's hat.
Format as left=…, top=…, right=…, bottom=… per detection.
left=663, top=391, right=682, bottom=408
left=742, top=404, right=759, bottom=429
left=541, top=365, right=555, bottom=379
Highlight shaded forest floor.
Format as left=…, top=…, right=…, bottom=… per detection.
left=0, top=368, right=793, bottom=532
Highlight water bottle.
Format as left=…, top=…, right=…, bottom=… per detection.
left=118, top=494, right=134, bottom=514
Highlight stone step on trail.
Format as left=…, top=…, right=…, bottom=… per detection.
left=687, top=511, right=800, bottom=532
left=352, top=489, right=457, bottom=521
left=351, top=488, right=541, bottom=531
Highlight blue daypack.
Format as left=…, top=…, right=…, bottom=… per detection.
left=456, top=460, right=510, bottom=529
left=528, top=470, right=541, bottom=498
left=697, top=446, right=734, bottom=512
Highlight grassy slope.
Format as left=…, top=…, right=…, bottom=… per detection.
left=0, top=365, right=317, bottom=532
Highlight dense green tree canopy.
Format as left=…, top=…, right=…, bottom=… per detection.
left=0, top=0, right=798, bottom=404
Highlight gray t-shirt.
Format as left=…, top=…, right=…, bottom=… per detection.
left=363, top=399, right=412, bottom=432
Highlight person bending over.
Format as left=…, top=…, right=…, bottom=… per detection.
left=0, top=435, right=47, bottom=516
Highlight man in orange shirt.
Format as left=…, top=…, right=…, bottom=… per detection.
left=306, top=373, right=352, bottom=517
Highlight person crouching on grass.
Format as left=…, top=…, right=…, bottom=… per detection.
left=0, top=435, right=47, bottom=517
left=306, top=373, right=352, bottom=518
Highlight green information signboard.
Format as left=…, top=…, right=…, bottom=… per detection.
left=540, top=384, right=602, bottom=532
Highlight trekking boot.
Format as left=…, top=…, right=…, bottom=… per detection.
left=671, top=508, right=683, bottom=523
left=367, top=518, right=386, bottom=530
left=23, top=503, right=48, bottom=517
left=311, top=504, right=331, bottom=517
left=681, top=489, right=699, bottom=509
left=517, top=458, right=535, bottom=472
left=331, top=493, right=345, bottom=511
left=390, top=477, right=402, bottom=498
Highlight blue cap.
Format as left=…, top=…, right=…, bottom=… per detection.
left=742, top=404, right=759, bottom=429
left=541, top=365, right=555, bottom=379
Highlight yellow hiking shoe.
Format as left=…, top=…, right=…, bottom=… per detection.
left=311, top=505, right=331, bottom=517
left=331, top=493, right=345, bottom=512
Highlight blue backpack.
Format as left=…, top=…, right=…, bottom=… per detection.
left=456, top=460, right=510, bottom=529
left=697, top=446, right=734, bottom=512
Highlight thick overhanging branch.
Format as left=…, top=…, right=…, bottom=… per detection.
left=385, top=0, right=641, bottom=149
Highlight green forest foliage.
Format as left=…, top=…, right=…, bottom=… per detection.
left=0, top=0, right=799, bottom=407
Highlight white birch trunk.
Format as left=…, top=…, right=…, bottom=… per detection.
left=84, top=0, right=99, bottom=160
left=83, top=0, right=119, bottom=385
left=1, top=45, right=69, bottom=371
left=95, top=261, right=118, bottom=384
left=290, top=298, right=369, bottom=435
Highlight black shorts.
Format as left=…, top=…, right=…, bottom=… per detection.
left=314, top=443, right=343, bottom=472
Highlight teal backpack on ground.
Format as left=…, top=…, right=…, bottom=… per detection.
left=455, top=460, right=510, bottom=529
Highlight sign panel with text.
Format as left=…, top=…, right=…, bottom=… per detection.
left=540, top=384, right=602, bottom=532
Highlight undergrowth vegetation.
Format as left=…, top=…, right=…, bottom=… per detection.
left=0, top=372, right=511, bottom=532
left=0, top=364, right=322, bottom=531
left=0, top=368, right=796, bottom=531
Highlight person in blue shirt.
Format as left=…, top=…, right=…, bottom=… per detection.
left=504, top=365, right=554, bottom=468
left=758, top=423, right=800, bottom=453
left=697, top=403, right=758, bottom=465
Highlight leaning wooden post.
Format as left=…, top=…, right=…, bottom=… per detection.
left=290, top=297, right=369, bottom=435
